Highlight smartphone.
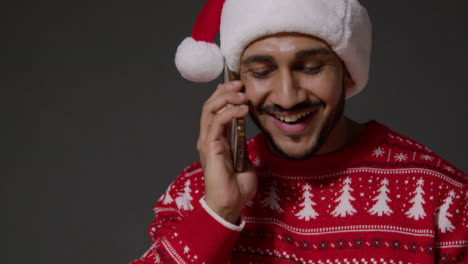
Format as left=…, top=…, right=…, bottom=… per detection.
left=225, top=66, right=247, bottom=173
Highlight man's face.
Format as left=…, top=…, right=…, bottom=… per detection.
left=239, top=33, right=352, bottom=159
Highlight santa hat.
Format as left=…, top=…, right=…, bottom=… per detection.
left=175, top=0, right=372, bottom=99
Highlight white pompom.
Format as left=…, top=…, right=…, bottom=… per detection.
left=175, top=37, right=224, bottom=82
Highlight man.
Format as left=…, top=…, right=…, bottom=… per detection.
left=131, top=0, right=467, bottom=263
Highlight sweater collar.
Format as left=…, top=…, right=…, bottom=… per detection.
left=248, top=120, right=388, bottom=175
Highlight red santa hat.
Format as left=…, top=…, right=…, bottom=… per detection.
left=175, top=0, right=372, bottom=99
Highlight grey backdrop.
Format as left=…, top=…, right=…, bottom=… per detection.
left=4, top=0, right=467, bottom=263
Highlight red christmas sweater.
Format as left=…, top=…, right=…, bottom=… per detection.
left=131, top=121, right=468, bottom=264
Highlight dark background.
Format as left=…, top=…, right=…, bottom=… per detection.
left=4, top=0, right=467, bottom=263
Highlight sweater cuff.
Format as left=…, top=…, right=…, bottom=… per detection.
left=200, top=196, right=246, bottom=231
left=162, top=197, right=244, bottom=263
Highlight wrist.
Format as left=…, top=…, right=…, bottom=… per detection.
left=204, top=198, right=243, bottom=225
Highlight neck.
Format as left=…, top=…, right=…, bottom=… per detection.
left=314, top=116, right=366, bottom=155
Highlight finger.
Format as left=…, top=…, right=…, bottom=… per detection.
left=199, top=104, right=233, bottom=144
left=199, top=81, right=244, bottom=145
left=199, top=92, right=245, bottom=141
left=204, top=81, right=243, bottom=111
left=209, top=80, right=243, bottom=101
left=207, top=104, right=249, bottom=142
left=216, top=103, right=234, bottom=115
left=204, top=90, right=246, bottom=115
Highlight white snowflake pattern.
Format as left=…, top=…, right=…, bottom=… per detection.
left=444, top=165, right=455, bottom=173
left=372, top=147, right=385, bottom=158
left=448, top=190, right=456, bottom=198
left=183, top=246, right=190, bottom=254
left=420, top=154, right=434, bottom=161
left=394, top=153, right=408, bottom=162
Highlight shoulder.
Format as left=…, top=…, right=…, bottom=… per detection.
left=171, top=161, right=204, bottom=190
left=181, top=161, right=203, bottom=177
left=154, top=161, right=205, bottom=210
left=373, top=121, right=467, bottom=185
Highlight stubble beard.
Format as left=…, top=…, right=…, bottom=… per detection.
left=249, top=89, right=345, bottom=160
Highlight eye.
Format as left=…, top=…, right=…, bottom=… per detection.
left=249, top=68, right=274, bottom=79
left=301, top=64, right=323, bottom=74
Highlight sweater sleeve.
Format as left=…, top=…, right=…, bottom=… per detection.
left=434, top=179, right=468, bottom=263
left=130, top=165, right=245, bottom=264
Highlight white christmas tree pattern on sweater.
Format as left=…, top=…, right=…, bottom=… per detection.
left=175, top=180, right=194, bottom=211
left=437, top=190, right=456, bottom=233
left=261, top=180, right=284, bottom=213
left=162, top=183, right=174, bottom=205
left=295, top=184, right=319, bottom=221
left=405, top=178, right=426, bottom=220
left=331, top=177, right=357, bottom=217
left=368, top=178, right=393, bottom=216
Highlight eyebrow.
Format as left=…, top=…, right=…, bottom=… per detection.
left=241, top=48, right=332, bottom=65
left=241, top=55, right=274, bottom=65
left=295, top=48, right=332, bottom=59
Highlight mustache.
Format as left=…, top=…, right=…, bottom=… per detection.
left=257, top=101, right=324, bottom=113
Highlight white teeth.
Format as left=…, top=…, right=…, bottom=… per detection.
left=275, top=112, right=311, bottom=123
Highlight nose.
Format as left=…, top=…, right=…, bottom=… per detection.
left=270, top=69, right=307, bottom=110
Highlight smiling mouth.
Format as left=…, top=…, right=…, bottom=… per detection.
left=272, top=112, right=312, bottom=124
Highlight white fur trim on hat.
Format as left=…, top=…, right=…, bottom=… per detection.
left=220, top=0, right=372, bottom=98
left=175, top=37, right=224, bottom=82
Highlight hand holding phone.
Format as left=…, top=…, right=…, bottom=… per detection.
left=198, top=66, right=256, bottom=224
